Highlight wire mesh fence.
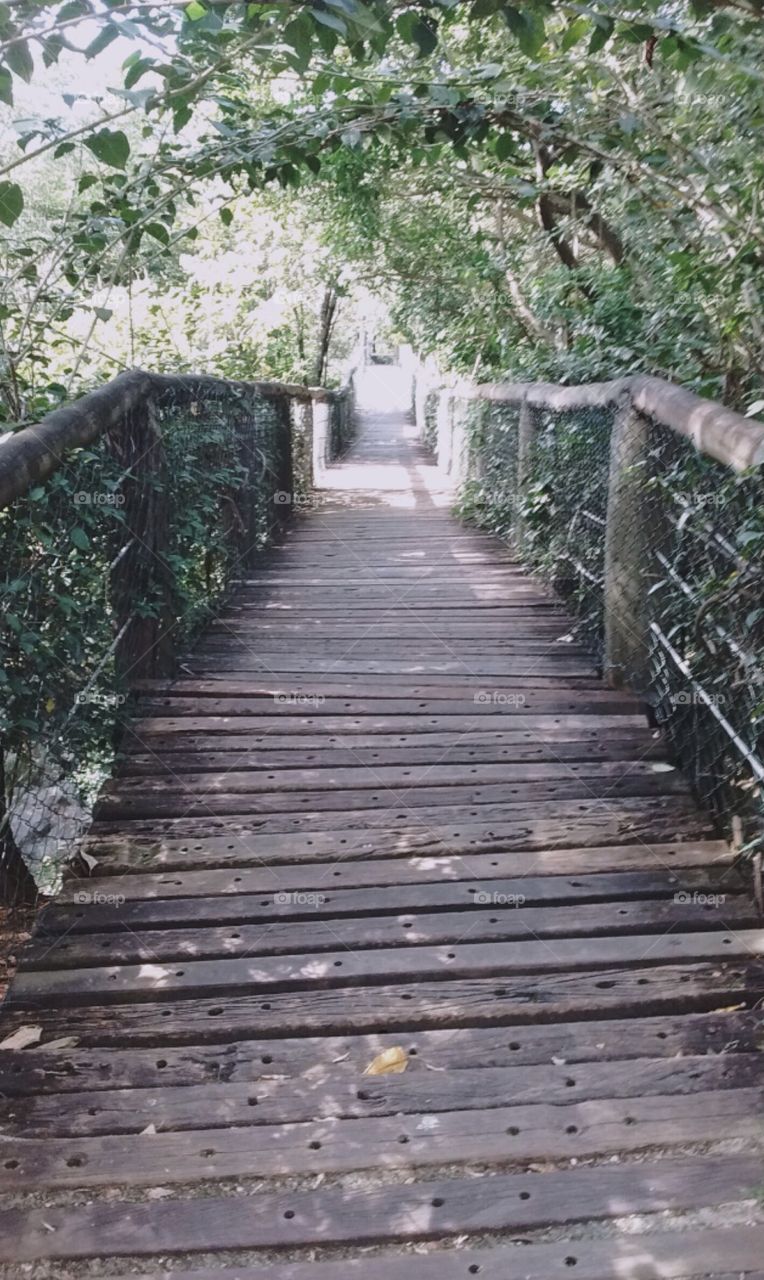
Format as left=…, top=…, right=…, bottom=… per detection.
left=423, top=379, right=764, bottom=858
left=0, top=372, right=352, bottom=904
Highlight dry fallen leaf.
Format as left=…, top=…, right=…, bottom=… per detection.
left=0, top=1025, right=43, bottom=1051
left=651, top=762, right=676, bottom=772
left=362, top=1046, right=408, bottom=1076
left=140, top=1123, right=157, bottom=1135
left=42, top=1037, right=79, bottom=1052
left=80, top=851, right=99, bottom=873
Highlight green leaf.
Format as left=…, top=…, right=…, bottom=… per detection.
left=0, top=67, right=12, bottom=107
left=93, top=307, right=113, bottom=321
left=588, top=17, right=614, bottom=54
left=219, top=206, right=233, bottom=226
left=311, top=9, right=347, bottom=33
left=6, top=38, right=33, bottom=83
left=85, top=24, right=119, bottom=59
left=0, top=181, right=23, bottom=227
left=501, top=5, right=544, bottom=57
left=284, top=14, right=313, bottom=70
left=495, top=133, right=515, bottom=162
left=70, top=527, right=91, bottom=551
left=560, top=17, right=589, bottom=52
left=411, top=17, right=437, bottom=57
left=185, top=1, right=207, bottom=19
left=84, top=129, right=130, bottom=169
left=124, top=57, right=153, bottom=89
left=145, top=221, right=170, bottom=244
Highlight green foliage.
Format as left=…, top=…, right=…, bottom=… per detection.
left=450, top=389, right=764, bottom=848
left=2, top=0, right=764, bottom=415
left=0, top=383, right=290, bottom=883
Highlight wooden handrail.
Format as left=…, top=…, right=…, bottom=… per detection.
left=0, top=369, right=345, bottom=511
left=451, top=373, right=764, bottom=473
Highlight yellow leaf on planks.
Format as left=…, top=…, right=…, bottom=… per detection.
left=363, top=1046, right=408, bottom=1076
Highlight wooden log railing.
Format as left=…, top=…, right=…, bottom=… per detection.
left=416, top=366, right=764, bottom=854
left=0, top=367, right=355, bottom=904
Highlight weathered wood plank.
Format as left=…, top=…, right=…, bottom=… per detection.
left=50, top=862, right=728, bottom=913
left=26, top=897, right=757, bottom=969
left=0, top=1156, right=759, bottom=1261
left=2, top=1010, right=757, bottom=1097
left=2, top=963, right=760, bottom=1047
left=7, top=1054, right=762, bottom=1138
left=99, top=758, right=683, bottom=799
left=127, top=712, right=648, bottom=738
left=14, top=930, right=764, bottom=1007
left=118, top=735, right=665, bottom=775
left=105, top=1229, right=764, bottom=1280
left=3, top=1088, right=761, bottom=1190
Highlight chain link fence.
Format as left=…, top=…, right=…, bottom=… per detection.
left=422, top=378, right=764, bottom=860
left=0, top=372, right=353, bottom=904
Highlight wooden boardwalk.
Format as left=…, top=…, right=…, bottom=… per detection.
left=1, top=366, right=763, bottom=1276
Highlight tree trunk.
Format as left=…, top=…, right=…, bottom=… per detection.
left=0, top=745, right=38, bottom=906
left=313, top=286, right=339, bottom=386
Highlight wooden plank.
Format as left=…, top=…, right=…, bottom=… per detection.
left=100, top=758, right=681, bottom=798
left=118, top=735, right=665, bottom=775
left=3, top=1009, right=755, bottom=1097
left=13, top=928, right=764, bottom=1007
left=3, top=1087, right=761, bottom=1191
left=51, top=862, right=728, bottom=913
left=127, top=712, right=648, bottom=738
left=58, top=849, right=726, bottom=911
left=80, top=829, right=730, bottom=876
left=175, top=656, right=599, bottom=676
left=193, top=638, right=592, bottom=653
left=26, top=897, right=758, bottom=969
left=1, top=962, right=760, bottom=1047
left=93, top=778, right=694, bottom=822
left=11, top=1053, right=762, bottom=1139
left=136, top=678, right=615, bottom=700
left=87, top=796, right=715, bottom=841
left=0, top=1156, right=759, bottom=1260
left=99, top=1228, right=764, bottom=1280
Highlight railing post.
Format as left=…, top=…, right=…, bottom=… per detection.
left=109, top=396, right=176, bottom=683
left=515, top=393, right=536, bottom=556
left=291, top=396, right=314, bottom=497
left=311, top=393, right=332, bottom=482
left=435, top=391, right=453, bottom=473
left=603, top=392, right=654, bottom=690
left=414, top=369, right=430, bottom=440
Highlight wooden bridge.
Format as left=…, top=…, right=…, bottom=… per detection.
left=1, top=366, right=763, bottom=1276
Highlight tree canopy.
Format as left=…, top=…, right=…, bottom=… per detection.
left=1, top=0, right=763, bottom=415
